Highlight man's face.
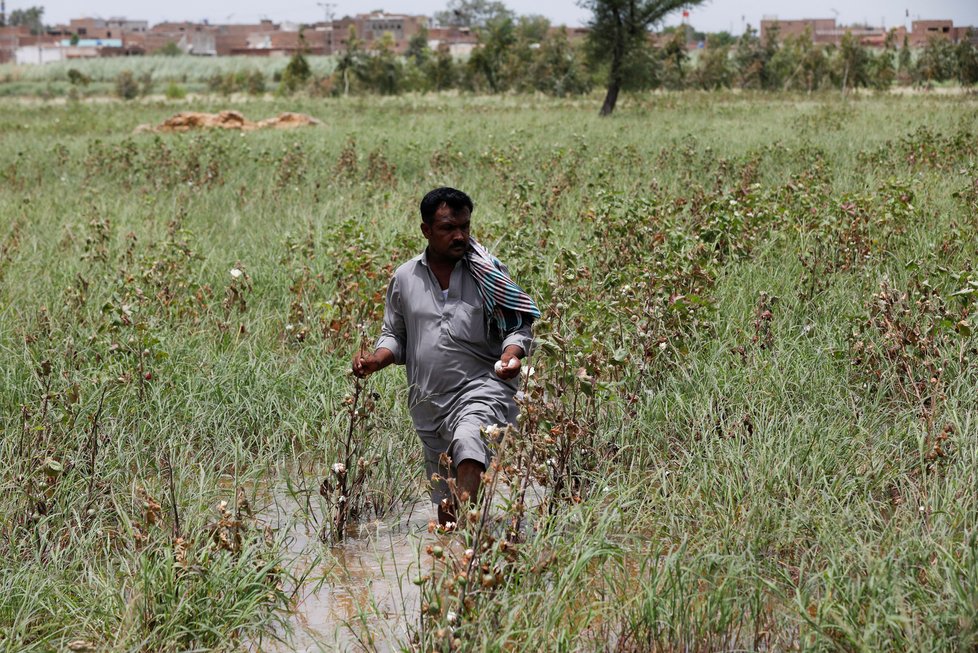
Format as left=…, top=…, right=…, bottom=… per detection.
left=422, top=203, right=471, bottom=263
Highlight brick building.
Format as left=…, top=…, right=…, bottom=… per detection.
left=760, top=17, right=976, bottom=48
left=330, top=12, right=430, bottom=54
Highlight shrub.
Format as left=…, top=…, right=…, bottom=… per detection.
left=247, top=70, right=266, bottom=95
left=165, top=82, right=187, bottom=99
left=279, top=52, right=311, bottom=95
left=114, top=70, right=139, bottom=100
left=66, top=68, right=90, bottom=86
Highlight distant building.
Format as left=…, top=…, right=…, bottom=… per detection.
left=907, top=20, right=976, bottom=46
left=330, top=12, right=431, bottom=54
left=15, top=43, right=102, bottom=64
left=0, top=26, right=32, bottom=63
left=427, top=26, right=478, bottom=56
left=759, top=17, right=976, bottom=48
left=760, top=18, right=892, bottom=46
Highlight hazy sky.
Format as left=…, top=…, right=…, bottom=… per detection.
left=21, top=0, right=978, bottom=34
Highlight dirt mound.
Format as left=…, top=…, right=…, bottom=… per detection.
left=256, top=112, right=322, bottom=129
left=135, top=110, right=321, bottom=134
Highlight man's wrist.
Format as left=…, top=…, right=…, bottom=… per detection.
left=502, top=345, right=524, bottom=359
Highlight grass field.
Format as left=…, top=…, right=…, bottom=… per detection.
left=1, top=91, right=977, bottom=652
left=0, top=55, right=338, bottom=98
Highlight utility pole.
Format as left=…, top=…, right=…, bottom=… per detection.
left=1, top=1, right=6, bottom=28
left=317, top=2, right=336, bottom=24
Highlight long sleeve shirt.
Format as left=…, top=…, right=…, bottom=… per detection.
left=376, top=249, right=533, bottom=432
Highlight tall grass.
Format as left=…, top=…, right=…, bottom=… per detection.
left=0, top=91, right=976, bottom=650
left=0, top=54, right=337, bottom=84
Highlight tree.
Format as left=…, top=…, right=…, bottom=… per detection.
left=733, top=24, right=766, bottom=89
left=465, top=15, right=516, bottom=92
left=515, top=14, right=550, bottom=44
left=583, top=0, right=700, bottom=116
left=435, top=0, right=514, bottom=28
left=956, top=31, right=978, bottom=86
left=693, top=34, right=732, bottom=90
left=710, top=31, right=736, bottom=48
left=772, top=29, right=828, bottom=92
left=658, top=27, right=687, bottom=90
left=425, top=45, right=458, bottom=91
left=406, top=26, right=431, bottom=66
left=835, top=31, right=870, bottom=94
left=897, top=34, right=913, bottom=84
left=869, top=28, right=897, bottom=90
left=280, top=31, right=313, bottom=94
left=528, top=27, right=592, bottom=96
left=334, top=26, right=367, bottom=95
left=9, top=6, right=45, bottom=35
left=916, top=35, right=956, bottom=84
left=363, top=32, right=404, bottom=94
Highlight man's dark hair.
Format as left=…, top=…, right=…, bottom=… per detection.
left=420, top=187, right=473, bottom=225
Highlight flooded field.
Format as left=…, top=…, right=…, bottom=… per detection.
left=259, top=494, right=430, bottom=652
left=1, top=94, right=977, bottom=651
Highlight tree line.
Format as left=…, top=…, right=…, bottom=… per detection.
left=269, top=0, right=978, bottom=116
left=276, top=20, right=977, bottom=105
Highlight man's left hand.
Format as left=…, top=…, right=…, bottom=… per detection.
left=495, top=346, right=523, bottom=380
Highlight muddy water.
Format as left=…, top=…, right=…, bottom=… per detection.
left=250, top=476, right=547, bottom=652
left=258, top=494, right=435, bottom=652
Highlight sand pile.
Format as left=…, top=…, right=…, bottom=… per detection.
left=135, top=110, right=321, bottom=133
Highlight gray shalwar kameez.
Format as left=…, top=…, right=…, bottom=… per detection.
left=375, top=249, right=533, bottom=504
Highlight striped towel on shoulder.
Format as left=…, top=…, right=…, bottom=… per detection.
left=465, top=236, right=540, bottom=335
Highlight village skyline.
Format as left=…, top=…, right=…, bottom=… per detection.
left=18, top=0, right=978, bottom=36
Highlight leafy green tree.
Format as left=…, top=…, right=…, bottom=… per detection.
left=869, top=29, right=897, bottom=90
left=516, top=14, right=550, bottom=44
left=710, top=31, right=736, bottom=47
left=9, top=6, right=44, bottom=35
left=800, top=43, right=829, bottom=91
left=916, top=35, right=956, bottom=83
left=334, top=26, right=367, bottom=95
left=435, top=0, right=514, bottom=28
left=781, top=30, right=829, bottom=92
left=583, top=0, right=700, bottom=116
left=406, top=26, right=431, bottom=66
left=956, top=32, right=978, bottom=85
left=363, top=32, right=404, bottom=94
left=528, top=27, right=592, bottom=96
left=658, top=28, right=687, bottom=90
left=466, top=15, right=517, bottom=92
left=897, top=34, right=913, bottom=83
left=834, top=31, right=870, bottom=94
left=692, top=34, right=732, bottom=90
left=280, top=31, right=312, bottom=94
left=425, top=45, right=458, bottom=91
left=733, top=25, right=767, bottom=89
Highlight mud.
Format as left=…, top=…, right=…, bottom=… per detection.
left=134, top=110, right=321, bottom=134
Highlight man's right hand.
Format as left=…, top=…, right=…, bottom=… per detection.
left=352, top=348, right=394, bottom=378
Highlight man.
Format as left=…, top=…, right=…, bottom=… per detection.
left=352, top=187, right=539, bottom=525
